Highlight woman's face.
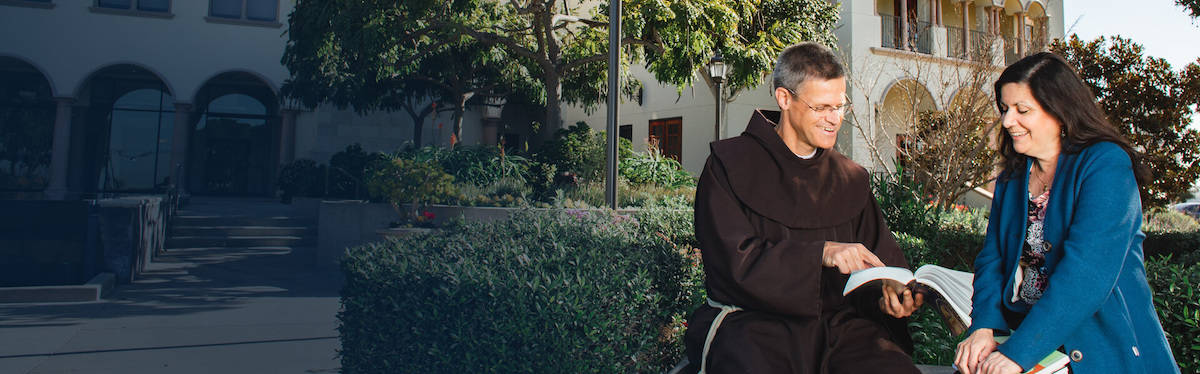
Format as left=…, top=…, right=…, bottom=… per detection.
left=999, top=82, right=1062, bottom=161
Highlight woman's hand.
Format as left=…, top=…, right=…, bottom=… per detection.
left=879, top=280, right=924, bottom=318
left=955, top=328, right=997, bottom=374
left=978, top=351, right=1022, bottom=374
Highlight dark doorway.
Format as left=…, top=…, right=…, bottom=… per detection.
left=189, top=73, right=278, bottom=196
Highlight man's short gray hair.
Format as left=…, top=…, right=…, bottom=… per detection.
left=771, top=42, right=845, bottom=94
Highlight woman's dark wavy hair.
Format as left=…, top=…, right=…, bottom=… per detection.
left=993, top=52, right=1149, bottom=184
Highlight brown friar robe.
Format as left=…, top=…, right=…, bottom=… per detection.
left=683, top=110, right=919, bottom=374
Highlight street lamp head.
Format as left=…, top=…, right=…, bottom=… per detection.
left=708, top=52, right=727, bottom=84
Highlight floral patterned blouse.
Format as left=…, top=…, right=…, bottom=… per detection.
left=1016, top=189, right=1052, bottom=305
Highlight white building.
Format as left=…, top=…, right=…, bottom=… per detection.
left=0, top=0, right=1061, bottom=199
left=565, top=0, right=1063, bottom=176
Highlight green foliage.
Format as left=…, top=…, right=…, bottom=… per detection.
left=276, top=159, right=326, bottom=201
left=398, top=144, right=533, bottom=188
left=556, top=180, right=696, bottom=209
left=535, top=122, right=631, bottom=180
left=453, top=177, right=533, bottom=208
left=1143, top=230, right=1200, bottom=260
left=282, top=0, right=840, bottom=136
left=619, top=143, right=696, bottom=189
left=1145, top=255, right=1200, bottom=371
left=1143, top=208, right=1200, bottom=233
left=328, top=144, right=388, bottom=199
left=909, top=306, right=961, bottom=366
left=366, top=157, right=457, bottom=219
left=338, top=209, right=702, bottom=373
left=1051, top=35, right=1200, bottom=208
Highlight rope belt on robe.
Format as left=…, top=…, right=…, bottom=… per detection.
left=700, top=297, right=743, bottom=374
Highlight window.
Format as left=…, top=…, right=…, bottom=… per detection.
left=648, top=118, right=683, bottom=163
left=210, top=0, right=277, bottom=22
left=1, top=0, right=54, bottom=9
left=96, top=0, right=169, bottom=12
left=619, top=124, right=632, bottom=143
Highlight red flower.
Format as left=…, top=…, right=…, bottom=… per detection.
left=423, top=211, right=436, bottom=220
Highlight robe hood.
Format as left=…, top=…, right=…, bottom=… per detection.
left=709, top=109, right=871, bottom=229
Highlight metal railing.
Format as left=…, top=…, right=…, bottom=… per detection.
left=882, top=14, right=900, bottom=49
left=947, top=25, right=966, bottom=59
left=948, top=27, right=999, bottom=62
left=880, top=14, right=932, bottom=54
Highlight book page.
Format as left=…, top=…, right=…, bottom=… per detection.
left=913, top=265, right=975, bottom=327
left=842, top=266, right=915, bottom=296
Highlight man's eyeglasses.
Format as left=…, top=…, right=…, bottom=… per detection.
left=784, top=88, right=852, bottom=116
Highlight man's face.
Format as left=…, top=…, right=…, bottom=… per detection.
left=776, top=77, right=848, bottom=153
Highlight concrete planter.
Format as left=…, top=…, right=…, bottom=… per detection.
left=375, top=227, right=436, bottom=239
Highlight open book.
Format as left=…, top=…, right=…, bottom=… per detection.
left=842, top=264, right=974, bottom=335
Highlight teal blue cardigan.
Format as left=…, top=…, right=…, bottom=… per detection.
left=968, top=142, right=1179, bottom=373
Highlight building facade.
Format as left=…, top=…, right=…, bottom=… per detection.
left=565, top=0, right=1063, bottom=175
left=0, top=0, right=1061, bottom=199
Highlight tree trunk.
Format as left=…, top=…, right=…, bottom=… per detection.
left=540, top=72, right=563, bottom=142
left=451, top=93, right=468, bottom=147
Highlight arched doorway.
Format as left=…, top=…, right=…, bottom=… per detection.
left=189, top=72, right=278, bottom=196
left=0, top=57, right=55, bottom=194
left=78, top=64, right=175, bottom=192
left=878, top=79, right=937, bottom=169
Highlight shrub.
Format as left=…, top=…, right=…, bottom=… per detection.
left=328, top=144, right=389, bottom=199
left=535, top=121, right=633, bottom=181
left=366, top=157, right=457, bottom=222
left=338, top=209, right=701, bottom=373
left=619, top=143, right=695, bottom=189
left=1143, top=208, right=1200, bottom=233
left=398, top=144, right=532, bottom=188
left=1145, top=255, right=1200, bottom=372
left=1142, top=231, right=1200, bottom=261
left=276, top=158, right=325, bottom=202
left=556, top=180, right=695, bottom=209
left=452, top=178, right=533, bottom=207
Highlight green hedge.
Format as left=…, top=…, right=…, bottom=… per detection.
left=339, top=208, right=699, bottom=373
left=1146, top=255, right=1200, bottom=372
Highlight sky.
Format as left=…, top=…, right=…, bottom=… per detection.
left=1063, top=0, right=1200, bottom=69
left=1062, top=0, right=1199, bottom=127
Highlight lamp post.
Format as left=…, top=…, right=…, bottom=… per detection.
left=604, top=0, right=621, bottom=209
left=707, top=53, right=727, bottom=142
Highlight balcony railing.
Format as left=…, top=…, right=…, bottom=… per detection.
left=881, top=14, right=932, bottom=54
left=947, top=25, right=965, bottom=59
left=948, top=27, right=998, bottom=61
left=1004, top=35, right=1020, bottom=65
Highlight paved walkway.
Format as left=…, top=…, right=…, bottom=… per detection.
left=0, top=199, right=340, bottom=374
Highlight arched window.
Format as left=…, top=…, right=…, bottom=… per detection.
left=0, top=58, right=54, bottom=193
left=99, top=87, right=175, bottom=191
left=189, top=82, right=277, bottom=196
left=81, top=64, right=175, bottom=192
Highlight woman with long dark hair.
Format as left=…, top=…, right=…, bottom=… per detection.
left=953, top=52, right=1178, bottom=374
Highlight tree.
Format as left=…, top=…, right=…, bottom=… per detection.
left=282, top=2, right=539, bottom=147
left=1179, top=0, right=1200, bottom=19
left=845, top=48, right=1000, bottom=209
left=283, top=0, right=840, bottom=141
left=1052, top=35, right=1200, bottom=208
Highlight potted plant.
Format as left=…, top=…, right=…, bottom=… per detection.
left=367, top=156, right=457, bottom=235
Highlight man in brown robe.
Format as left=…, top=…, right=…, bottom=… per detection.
left=683, top=43, right=924, bottom=374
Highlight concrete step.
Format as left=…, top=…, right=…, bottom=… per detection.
left=170, top=226, right=315, bottom=237
left=166, top=236, right=315, bottom=249
left=172, top=216, right=314, bottom=227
